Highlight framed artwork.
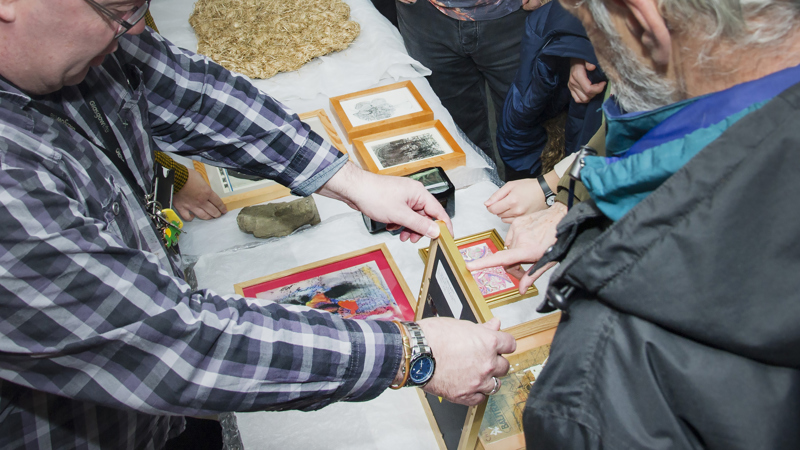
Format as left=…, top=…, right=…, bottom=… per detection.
left=415, top=222, right=560, bottom=450
left=193, top=109, right=347, bottom=210
left=477, top=313, right=561, bottom=450
left=415, top=221, right=493, bottom=450
left=329, top=80, right=434, bottom=143
left=234, top=244, right=416, bottom=321
left=419, top=230, right=538, bottom=308
left=351, top=120, right=466, bottom=177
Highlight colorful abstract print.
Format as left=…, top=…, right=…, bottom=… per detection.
left=460, top=243, right=515, bottom=296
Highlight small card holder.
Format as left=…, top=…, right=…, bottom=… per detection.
left=362, top=166, right=455, bottom=234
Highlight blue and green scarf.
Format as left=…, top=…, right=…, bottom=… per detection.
left=582, top=63, right=800, bottom=221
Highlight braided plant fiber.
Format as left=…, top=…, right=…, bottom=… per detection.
left=189, top=0, right=360, bottom=79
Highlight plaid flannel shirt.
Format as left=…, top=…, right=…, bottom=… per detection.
left=0, top=28, right=403, bottom=449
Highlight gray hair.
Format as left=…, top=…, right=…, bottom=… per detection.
left=576, top=0, right=800, bottom=111
left=582, top=0, right=800, bottom=57
left=658, top=0, right=800, bottom=46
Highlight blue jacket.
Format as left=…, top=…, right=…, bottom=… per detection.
left=497, top=1, right=606, bottom=177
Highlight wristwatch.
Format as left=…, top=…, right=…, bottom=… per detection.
left=537, top=175, right=556, bottom=206
left=402, top=322, right=436, bottom=387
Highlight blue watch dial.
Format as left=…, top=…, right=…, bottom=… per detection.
left=410, top=356, right=435, bottom=384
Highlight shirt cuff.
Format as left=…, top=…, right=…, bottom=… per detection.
left=290, top=154, right=349, bottom=197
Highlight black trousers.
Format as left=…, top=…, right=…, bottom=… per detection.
left=396, top=0, right=528, bottom=161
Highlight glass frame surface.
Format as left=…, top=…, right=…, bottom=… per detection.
left=234, top=244, right=416, bottom=321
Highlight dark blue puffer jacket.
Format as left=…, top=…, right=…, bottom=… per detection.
left=497, top=1, right=606, bottom=177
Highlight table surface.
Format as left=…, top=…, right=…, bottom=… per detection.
left=150, top=1, right=554, bottom=448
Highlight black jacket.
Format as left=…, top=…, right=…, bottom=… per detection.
left=523, top=80, right=800, bottom=448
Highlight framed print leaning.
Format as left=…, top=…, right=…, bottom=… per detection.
left=234, top=244, right=416, bottom=321
left=192, top=109, right=347, bottom=210
left=329, top=80, right=434, bottom=143
left=351, top=120, right=466, bottom=177
left=419, top=229, right=538, bottom=308
left=415, top=221, right=493, bottom=450
left=477, top=313, right=561, bottom=450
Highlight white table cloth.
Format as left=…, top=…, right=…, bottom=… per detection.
left=150, top=2, right=554, bottom=448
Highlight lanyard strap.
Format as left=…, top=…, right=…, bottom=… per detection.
left=29, top=92, right=148, bottom=201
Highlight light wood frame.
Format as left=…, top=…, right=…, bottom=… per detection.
left=234, top=243, right=416, bottom=321
left=415, top=222, right=559, bottom=450
left=418, top=229, right=538, bottom=308
left=414, top=221, right=492, bottom=450
left=299, top=109, right=347, bottom=154
left=476, top=313, right=561, bottom=450
left=329, top=80, right=434, bottom=143
left=351, top=120, right=466, bottom=177
left=192, top=109, right=346, bottom=210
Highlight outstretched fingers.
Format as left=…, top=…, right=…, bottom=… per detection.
left=465, top=247, right=533, bottom=272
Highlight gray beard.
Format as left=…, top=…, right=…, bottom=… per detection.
left=595, top=24, right=681, bottom=112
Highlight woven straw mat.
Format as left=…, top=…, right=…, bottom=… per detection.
left=189, top=0, right=360, bottom=79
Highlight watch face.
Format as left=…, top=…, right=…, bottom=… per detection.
left=546, top=195, right=556, bottom=206
left=410, top=356, right=435, bottom=384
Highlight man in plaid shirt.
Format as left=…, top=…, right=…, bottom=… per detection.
left=0, top=1, right=516, bottom=448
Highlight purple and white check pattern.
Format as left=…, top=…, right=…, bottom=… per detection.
left=0, top=28, right=402, bottom=449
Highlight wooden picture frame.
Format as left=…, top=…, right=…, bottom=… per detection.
left=477, top=313, right=561, bottom=450
left=415, top=221, right=493, bottom=450
left=192, top=109, right=346, bottom=210
left=415, top=222, right=560, bottom=450
left=233, top=244, right=416, bottom=321
left=419, top=229, right=538, bottom=308
left=300, top=109, right=348, bottom=154
left=329, top=80, right=434, bottom=144
left=351, top=120, right=466, bottom=177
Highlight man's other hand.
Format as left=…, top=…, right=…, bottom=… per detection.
left=173, top=168, right=227, bottom=221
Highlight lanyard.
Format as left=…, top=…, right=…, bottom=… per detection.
left=4, top=68, right=189, bottom=255
left=28, top=95, right=149, bottom=201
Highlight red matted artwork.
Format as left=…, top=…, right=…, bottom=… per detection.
left=458, top=238, right=521, bottom=297
left=418, top=229, right=538, bottom=308
left=235, top=245, right=415, bottom=321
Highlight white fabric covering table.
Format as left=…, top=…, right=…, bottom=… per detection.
left=150, top=1, right=554, bottom=448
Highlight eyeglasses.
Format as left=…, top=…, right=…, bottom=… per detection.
left=84, top=0, right=150, bottom=39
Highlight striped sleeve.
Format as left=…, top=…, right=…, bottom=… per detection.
left=0, top=146, right=403, bottom=416
left=117, top=30, right=348, bottom=196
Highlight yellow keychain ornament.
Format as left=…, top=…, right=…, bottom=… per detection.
left=159, top=208, right=184, bottom=248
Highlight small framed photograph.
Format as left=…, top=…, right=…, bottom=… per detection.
left=478, top=314, right=561, bottom=450
left=351, top=120, right=466, bottom=177
left=193, top=109, right=346, bottom=210
left=329, top=80, right=434, bottom=143
left=418, top=229, right=539, bottom=308
left=234, top=244, right=416, bottom=321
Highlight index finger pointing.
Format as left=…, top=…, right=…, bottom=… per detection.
left=465, top=247, right=530, bottom=272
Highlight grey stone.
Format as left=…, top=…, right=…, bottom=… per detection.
left=236, top=197, right=321, bottom=238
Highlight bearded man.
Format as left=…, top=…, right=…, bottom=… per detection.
left=472, top=0, right=800, bottom=447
